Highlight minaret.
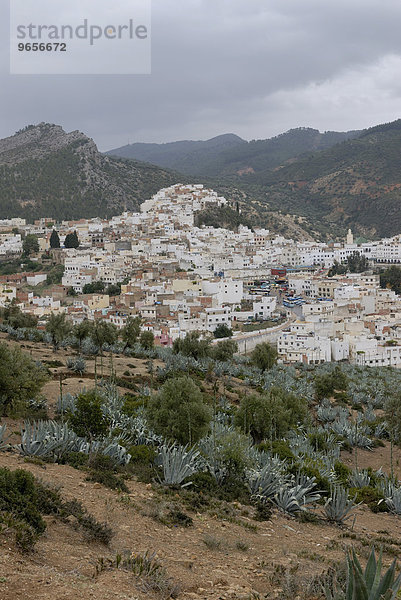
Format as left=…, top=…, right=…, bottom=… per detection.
left=346, top=228, right=353, bottom=245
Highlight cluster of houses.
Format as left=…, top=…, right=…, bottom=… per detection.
left=0, top=183, right=401, bottom=367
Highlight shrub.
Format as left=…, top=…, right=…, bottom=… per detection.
left=127, top=445, right=156, bottom=483
left=257, top=439, right=295, bottom=461
left=236, top=540, right=249, bottom=551
left=253, top=499, right=273, bottom=521
left=236, top=388, right=307, bottom=443
left=128, top=444, right=156, bottom=464
left=349, top=486, right=387, bottom=513
left=0, top=343, right=49, bottom=415
left=213, top=324, right=233, bottom=338
left=63, top=499, right=113, bottom=545
left=250, top=342, right=277, bottom=371
left=63, top=451, right=89, bottom=469
left=147, top=376, right=211, bottom=445
left=203, top=534, right=223, bottom=550
left=122, top=394, right=148, bottom=416
left=67, top=390, right=111, bottom=440
left=86, top=469, right=129, bottom=493
left=119, top=550, right=179, bottom=597
left=0, top=468, right=64, bottom=552
left=334, top=461, right=352, bottom=486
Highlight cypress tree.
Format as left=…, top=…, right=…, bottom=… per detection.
left=64, top=230, right=80, bottom=249
left=50, top=229, right=60, bottom=248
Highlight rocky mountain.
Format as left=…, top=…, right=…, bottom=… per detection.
left=106, top=128, right=360, bottom=178
left=0, top=123, right=182, bottom=221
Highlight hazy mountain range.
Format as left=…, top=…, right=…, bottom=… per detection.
left=106, top=128, right=360, bottom=178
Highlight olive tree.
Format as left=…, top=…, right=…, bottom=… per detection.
left=147, top=375, right=211, bottom=445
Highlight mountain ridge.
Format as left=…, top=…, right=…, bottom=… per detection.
left=0, top=123, right=184, bottom=221
left=106, top=127, right=361, bottom=178
left=238, top=118, right=401, bottom=238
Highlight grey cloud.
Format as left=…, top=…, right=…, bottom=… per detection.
left=1, top=0, right=401, bottom=149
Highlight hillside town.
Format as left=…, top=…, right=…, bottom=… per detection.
left=0, top=183, right=401, bottom=367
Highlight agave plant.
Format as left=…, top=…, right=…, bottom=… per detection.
left=349, top=469, right=371, bottom=489
left=272, top=475, right=320, bottom=515
left=325, top=546, right=401, bottom=600
left=324, top=486, right=359, bottom=525
left=156, top=443, right=201, bottom=486
left=18, top=420, right=85, bottom=460
left=18, top=421, right=61, bottom=458
left=272, top=487, right=304, bottom=515
left=0, top=424, right=7, bottom=450
left=374, top=422, right=388, bottom=439
left=101, top=441, right=131, bottom=465
left=248, top=464, right=287, bottom=499
left=385, top=487, right=401, bottom=515
left=56, top=392, right=77, bottom=416
left=66, top=356, right=86, bottom=375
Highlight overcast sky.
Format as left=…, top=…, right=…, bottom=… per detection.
left=2, top=0, right=401, bottom=150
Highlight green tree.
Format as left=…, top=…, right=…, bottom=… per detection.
left=0, top=343, right=48, bottom=414
left=347, top=251, right=369, bottom=273
left=22, top=234, right=39, bottom=257
left=46, top=264, right=64, bottom=285
left=235, top=387, right=307, bottom=443
left=121, top=316, right=142, bottom=349
left=45, top=313, right=71, bottom=351
left=105, top=283, right=121, bottom=296
left=328, top=260, right=347, bottom=277
left=50, top=229, right=60, bottom=249
left=173, top=331, right=211, bottom=360
left=73, top=320, right=93, bottom=354
left=385, top=392, right=401, bottom=478
left=64, top=231, right=79, bottom=249
left=147, top=375, right=211, bottom=445
left=380, top=265, right=401, bottom=295
left=1, top=301, right=38, bottom=329
left=213, top=324, right=233, bottom=338
left=250, top=342, right=277, bottom=371
left=91, top=320, right=118, bottom=377
left=82, top=281, right=105, bottom=294
left=67, top=390, right=110, bottom=440
left=92, top=320, right=118, bottom=352
left=140, top=330, right=154, bottom=350
left=314, top=366, right=347, bottom=400
left=211, top=339, right=238, bottom=362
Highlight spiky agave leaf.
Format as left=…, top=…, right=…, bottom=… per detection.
left=324, top=486, right=359, bottom=524
left=156, top=443, right=201, bottom=486
left=0, top=424, right=7, bottom=450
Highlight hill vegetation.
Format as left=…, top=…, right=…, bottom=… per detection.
left=194, top=205, right=252, bottom=231
left=107, top=128, right=359, bottom=178
left=1, top=322, right=401, bottom=598
left=0, top=123, right=182, bottom=221
left=235, top=119, right=401, bottom=238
